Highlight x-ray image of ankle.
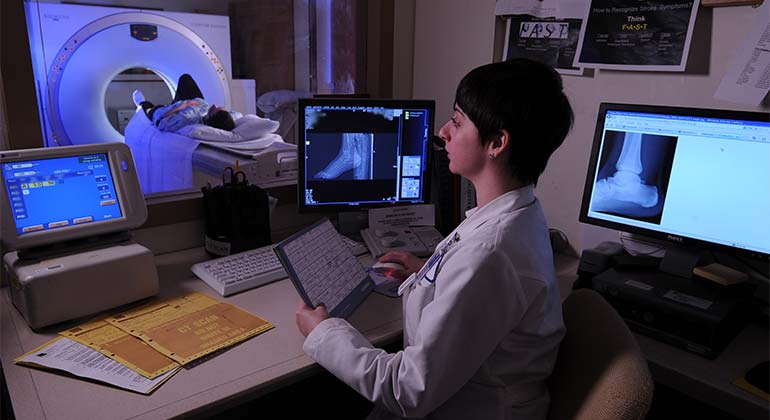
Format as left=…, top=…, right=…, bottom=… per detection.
left=315, top=133, right=374, bottom=180
left=592, top=132, right=659, bottom=213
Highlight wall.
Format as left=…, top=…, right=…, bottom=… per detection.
left=412, top=1, right=769, bottom=252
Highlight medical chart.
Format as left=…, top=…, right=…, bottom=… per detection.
left=104, top=292, right=274, bottom=365
left=60, top=319, right=178, bottom=379
left=15, top=337, right=178, bottom=395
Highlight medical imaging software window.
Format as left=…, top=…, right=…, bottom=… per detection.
left=302, top=105, right=430, bottom=206
left=587, top=110, right=770, bottom=253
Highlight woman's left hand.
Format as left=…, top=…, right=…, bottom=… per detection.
left=295, top=300, right=330, bottom=337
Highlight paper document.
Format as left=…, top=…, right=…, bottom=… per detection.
left=105, top=292, right=274, bottom=365
left=495, top=0, right=559, bottom=17
left=368, top=204, right=435, bottom=228
left=15, top=337, right=178, bottom=394
left=714, top=1, right=770, bottom=105
left=60, top=319, right=179, bottom=379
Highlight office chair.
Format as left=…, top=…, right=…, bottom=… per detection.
left=547, top=289, right=653, bottom=420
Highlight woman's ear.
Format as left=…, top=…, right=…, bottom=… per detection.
left=490, top=129, right=511, bottom=155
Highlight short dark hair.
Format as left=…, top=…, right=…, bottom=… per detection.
left=203, top=109, right=235, bottom=131
left=454, top=58, right=573, bottom=185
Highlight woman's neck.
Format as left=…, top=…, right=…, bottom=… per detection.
left=473, top=172, right=527, bottom=208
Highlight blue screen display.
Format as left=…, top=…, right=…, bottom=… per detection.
left=3, top=154, right=122, bottom=235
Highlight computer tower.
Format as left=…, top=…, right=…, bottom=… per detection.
left=591, top=268, right=751, bottom=359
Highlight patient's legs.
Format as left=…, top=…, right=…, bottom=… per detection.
left=174, top=74, right=204, bottom=101
left=315, top=133, right=373, bottom=180
left=592, top=132, right=659, bottom=212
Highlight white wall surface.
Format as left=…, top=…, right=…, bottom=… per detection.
left=413, top=1, right=769, bottom=253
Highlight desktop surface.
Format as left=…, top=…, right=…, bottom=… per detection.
left=2, top=250, right=767, bottom=420
left=0, top=248, right=402, bottom=420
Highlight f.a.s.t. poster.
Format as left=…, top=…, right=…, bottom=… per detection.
left=504, top=15, right=584, bottom=75
left=574, top=1, right=700, bottom=71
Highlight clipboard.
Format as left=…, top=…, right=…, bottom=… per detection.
left=274, top=218, right=374, bottom=318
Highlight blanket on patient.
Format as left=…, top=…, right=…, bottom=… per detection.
left=124, top=111, right=287, bottom=194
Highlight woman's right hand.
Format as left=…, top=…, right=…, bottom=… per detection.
left=377, top=251, right=425, bottom=281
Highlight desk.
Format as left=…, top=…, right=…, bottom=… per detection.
left=0, top=248, right=402, bottom=420
left=2, top=252, right=767, bottom=419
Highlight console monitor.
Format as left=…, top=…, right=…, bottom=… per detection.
left=580, top=103, right=770, bottom=274
left=297, top=98, right=435, bottom=213
left=1, top=143, right=147, bottom=250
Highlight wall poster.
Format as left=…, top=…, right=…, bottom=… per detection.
left=503, top=16, right=584, bottom=75
left=574, top=1, right=700, bottom=71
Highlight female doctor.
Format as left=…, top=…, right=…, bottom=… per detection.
left=296, top=58, right=574, bottom=419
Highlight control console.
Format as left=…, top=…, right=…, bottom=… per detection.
left=360, top=226, right=443, bottom=258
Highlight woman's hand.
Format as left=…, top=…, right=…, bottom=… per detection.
left=295, top=300, right=329, bottom=337
left=377, top=250, right=426, bottom=281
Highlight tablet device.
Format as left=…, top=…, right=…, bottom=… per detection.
left=1, top=143, right=146, bottom=250
left=274, top=219, right=374, bottom=318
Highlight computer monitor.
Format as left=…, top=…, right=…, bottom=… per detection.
left=297, top=98, right=435, bottom=213
left=1, top=143, right=147, bottom=250
left=579, top=103, right=770, bottom=276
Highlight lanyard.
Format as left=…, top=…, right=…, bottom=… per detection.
left=397, top=231, right=461, bottom=295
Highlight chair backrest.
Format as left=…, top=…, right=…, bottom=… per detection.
left=547, top=289, right=654, bottom=420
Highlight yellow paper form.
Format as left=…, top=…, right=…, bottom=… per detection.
left=104, top=292, right=275, bottom=365
left=60, top=319, right=179, bottom=379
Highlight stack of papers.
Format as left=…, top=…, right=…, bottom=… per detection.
left=15, top=292, right=274, bottom=394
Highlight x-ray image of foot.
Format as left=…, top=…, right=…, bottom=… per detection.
left=592, top=132, right=659, bottom=214
left=315, top=133, right=374, bottom=180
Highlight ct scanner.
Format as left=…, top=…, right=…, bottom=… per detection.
left=21, top=2, right=298, bottom=195
left=25, top=2, right=235, bottom=147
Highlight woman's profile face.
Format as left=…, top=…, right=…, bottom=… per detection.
left=438, top=104, right=486, bottom=178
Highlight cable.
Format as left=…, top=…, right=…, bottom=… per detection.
left=618, top=232, right=665, bottom=257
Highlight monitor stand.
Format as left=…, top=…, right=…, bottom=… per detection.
left=658, top=245, right=703, bottom=279
left=337, top=211, right=368, bottom=239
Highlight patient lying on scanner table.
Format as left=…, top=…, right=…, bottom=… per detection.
left=133, top=73, right=242, bottom=133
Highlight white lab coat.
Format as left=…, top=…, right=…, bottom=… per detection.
left=303, top=185, right=565, bottom=419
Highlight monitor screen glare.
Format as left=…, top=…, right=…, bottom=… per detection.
left=3, top=153, right=122, bottom=236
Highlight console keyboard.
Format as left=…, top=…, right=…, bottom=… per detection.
left=191, top=244, right=285, bottom=297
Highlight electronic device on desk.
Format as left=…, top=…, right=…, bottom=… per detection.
left=361, top=225, right=443, bottom=258
left=591, top=268, right=751, bottom=359
left=578, top=103, right=770, bottom=357
left=0, top=143, right=158, bottom=329
left=191, top=244, right=285, bottom=296
left=296, top=97, right=435, bottom=220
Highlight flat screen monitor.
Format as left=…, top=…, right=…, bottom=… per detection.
left=580, top=103, right=770, bottom=273
left=297, top=98, right=435, bottom=213
left=1, top=143, right=147, bottom=250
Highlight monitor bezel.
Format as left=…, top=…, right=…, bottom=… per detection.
left=579, top=102, right=770, bottom=262
left=0, top=142, right=147, bottom=250
left=296, top=98, right=436, bottom=214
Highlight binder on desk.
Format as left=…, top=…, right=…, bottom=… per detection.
left=274, top=219, right=375, bottom=318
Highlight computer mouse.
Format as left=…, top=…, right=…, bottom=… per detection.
left=745, top=360, right=769, bottom=394
left=371, top=261, right=405, bottom=278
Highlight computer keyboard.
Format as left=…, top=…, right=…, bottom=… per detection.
left=191, top=235, right=369, bottom=297
left=191, top=244, right=286, bottom=297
